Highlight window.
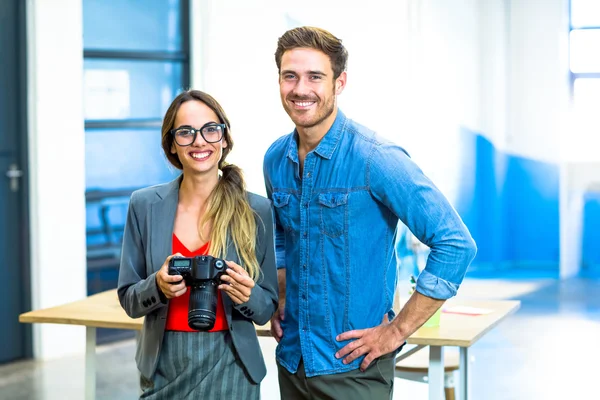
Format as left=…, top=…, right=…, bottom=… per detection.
left=570, top=2, right=600, bottom=98
left=569, top=0, right=600, bottom=156
left=82, top=0, right=189, bottom=340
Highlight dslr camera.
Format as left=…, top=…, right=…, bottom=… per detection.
left=168, top=255, right=226, bottom=330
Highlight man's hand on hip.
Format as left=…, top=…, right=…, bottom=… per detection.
left=335, top=314, right=405, bottom=371
left=335, top=291, right=445, bottom=371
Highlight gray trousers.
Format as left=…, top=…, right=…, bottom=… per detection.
left=277, top=352, right=397, bottom=400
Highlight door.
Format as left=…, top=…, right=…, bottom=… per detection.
left=0, top=0, right=31, bottom=363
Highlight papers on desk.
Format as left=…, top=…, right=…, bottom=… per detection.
left=442, top=306, right=494, bottom=316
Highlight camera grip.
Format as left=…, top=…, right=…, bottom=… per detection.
left=167, top=257, right=191, bottom=285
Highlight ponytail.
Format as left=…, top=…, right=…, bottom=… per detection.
left=199, top=163, right=260, bottom=281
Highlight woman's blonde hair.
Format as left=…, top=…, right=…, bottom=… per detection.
left=161, top=90, right=260, bottom=280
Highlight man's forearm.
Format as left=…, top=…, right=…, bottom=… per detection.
left=392, top=291, right=444, bottom=339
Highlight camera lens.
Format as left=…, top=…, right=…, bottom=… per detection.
left=187, top=281, right=218, bottom=330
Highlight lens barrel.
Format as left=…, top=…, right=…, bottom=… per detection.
left=187, top=281, right=218, bottom=330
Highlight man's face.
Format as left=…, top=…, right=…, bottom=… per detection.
left=279, top=48, right=346, bottom=130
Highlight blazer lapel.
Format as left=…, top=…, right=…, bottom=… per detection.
left=149, top=177, right=181, bottom=273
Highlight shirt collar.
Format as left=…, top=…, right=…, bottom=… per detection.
left=314, top=109, right=346, bottom=159
left=285, top=109, right=347, bottom=162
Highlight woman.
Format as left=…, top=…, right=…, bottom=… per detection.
left=117, top=90, right=278, bottom=399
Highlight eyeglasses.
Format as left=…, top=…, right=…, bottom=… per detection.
left=170, top=123, right=226, bottom=146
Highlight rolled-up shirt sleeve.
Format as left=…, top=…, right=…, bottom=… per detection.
left=368, top=142, right=477, bottom=300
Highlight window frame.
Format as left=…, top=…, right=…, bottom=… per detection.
left=83, top=0, right=190, bottom=131
left=569, top=0, right=600, bottom=101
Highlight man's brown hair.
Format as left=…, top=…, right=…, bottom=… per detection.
left=275, top=26, right=348, bottom=79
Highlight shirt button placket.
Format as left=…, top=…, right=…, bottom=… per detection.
left=300, top=155, right=314, bottom=338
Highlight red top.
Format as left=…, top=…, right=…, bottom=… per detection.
left=165, top=234, right=228, bottom=332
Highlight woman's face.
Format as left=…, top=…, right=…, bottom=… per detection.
left=171, top=100, right=228, bottom=176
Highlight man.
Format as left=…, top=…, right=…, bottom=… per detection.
left=263, top=26, right=477, bottom=399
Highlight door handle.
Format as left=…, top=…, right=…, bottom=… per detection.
left=6, top=164, right=23, bottom=192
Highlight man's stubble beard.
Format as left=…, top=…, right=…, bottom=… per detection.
left=285, top=94, right=336, bottom=130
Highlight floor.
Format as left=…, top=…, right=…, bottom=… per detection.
left=1, top=269, right=599, bottom=400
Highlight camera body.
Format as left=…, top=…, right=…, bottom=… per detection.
left=168, top=255, right=226, bottom=283
left=168, top=255, right=227, bottom=331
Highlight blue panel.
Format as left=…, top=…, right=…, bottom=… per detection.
left=454, top=126, right=478, bottom=235
left=455, top=128, right=511, bottom=267
left=475, top=133, right=510, bottom=265
left=85, top=128, right=180, bottom=190
left=504, top=155, right=559, bottom=265
left=456, top=127, right=560, bottom=273
left=84, top=59, right=183, bottom=120
left=83, top=0, right=182, bottom=51
left=423, top=128, right=599, bottom=276
left=582, top=192, right=600, bottom=270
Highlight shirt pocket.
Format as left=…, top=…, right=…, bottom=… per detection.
left=318, top=192, right=349, bottom=238
left=272, top=191, right=293, bottom=231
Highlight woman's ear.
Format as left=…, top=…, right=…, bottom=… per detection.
left=171, top=142, right=177, bottom=154
left=222, top=139, right=228, bottom=149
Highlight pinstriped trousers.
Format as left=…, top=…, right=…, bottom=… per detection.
left=140, top=331, right=260, bottom=399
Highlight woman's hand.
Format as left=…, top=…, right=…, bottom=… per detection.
left=156, top=253, right=187, bottom=299
left=219, top=260, right=255, bottom=305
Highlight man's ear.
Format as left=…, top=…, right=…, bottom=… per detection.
left=335, top=71, right=347, bottom=95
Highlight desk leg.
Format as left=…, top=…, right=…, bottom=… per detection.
left=459, top=347, right=470, bottom=400
left=85, top=327, right=97, bottom=400
left=428, top=346, right=444, bottom=400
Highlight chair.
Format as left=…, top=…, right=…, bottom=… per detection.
left=395, top=345, right=460, bottom=400
left=85, top=188, right=139, bottom=274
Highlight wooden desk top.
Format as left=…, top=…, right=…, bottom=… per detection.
left=19, top=290, right=519, bottom=346
left=18, top=289, right=273, bottom=336
left=406, top=299, right=520, bottom=347
left=19, top=290, right=143, bottom=331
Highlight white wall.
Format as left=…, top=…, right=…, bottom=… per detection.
left=507, top=0, right=570, bottom=162
left=189, top=0, right=289, bottom=196
left=190, top=0, right=510, bottom=204
left=479, top=0, right=509, bottom=152
left=404, top=0, right=499, bottom=204
left=190, top=0, right=573, bottom=196
left=27, top=0, right=87, bottom=359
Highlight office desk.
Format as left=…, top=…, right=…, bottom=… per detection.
left=402, top=299, right=520, bottom=399
left=20, top=290, right=519, bottom=400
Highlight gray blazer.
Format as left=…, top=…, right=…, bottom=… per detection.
left=117, top=176, right=278, bottom=384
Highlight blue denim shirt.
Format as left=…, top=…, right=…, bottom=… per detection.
left=263, top=110, right=477, bottom=377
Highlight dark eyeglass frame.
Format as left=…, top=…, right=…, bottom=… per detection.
left=170, top=122, right=226, bottom=145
